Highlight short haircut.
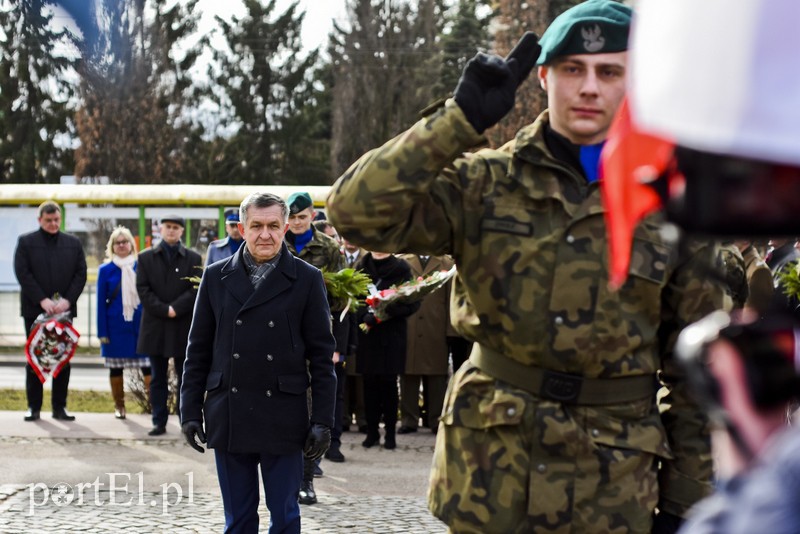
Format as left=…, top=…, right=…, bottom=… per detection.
left=38, top=200, right=61, bottom=218
left=240, top=192, right=288, bottom=225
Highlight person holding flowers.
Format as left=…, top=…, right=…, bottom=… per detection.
left=356, top=252, right=419, bottom=450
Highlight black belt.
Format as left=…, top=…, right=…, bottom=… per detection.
left=469, top=344, right=656, bottom=405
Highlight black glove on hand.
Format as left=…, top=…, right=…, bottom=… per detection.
left=181, top=420, right=206, bottom=454
left=454, top=32, right=541, bottom=134
left=304, top=423, right=331, bottom=461
left=363, top=313, right=378, bottom=327
left=651, top=511, right=684, bottom=534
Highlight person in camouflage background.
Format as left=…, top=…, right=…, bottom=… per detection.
left=327, top=1, right=731, bottom=532
left=285, top=191, right=346, bottom=505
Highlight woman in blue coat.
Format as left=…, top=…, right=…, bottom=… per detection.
left=96, top=227, right=150, bottom=419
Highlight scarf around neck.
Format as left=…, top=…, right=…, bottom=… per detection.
left=111, top=254, right=140, bottom=321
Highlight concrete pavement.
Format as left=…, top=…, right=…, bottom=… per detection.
left=0, top=410, right=447, bottom=533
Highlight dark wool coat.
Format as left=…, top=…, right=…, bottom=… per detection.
left=180, top=243, right=337, bottom=455
left=356, top=254, right=419, bottom=375
left=135, top=241, right=202, bottom=358
left=14, top=229, right=87, bottom=320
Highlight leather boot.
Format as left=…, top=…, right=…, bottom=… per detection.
left=110, top=375, right=126, bottom=419
left=298, top=459, right=317, bottom=505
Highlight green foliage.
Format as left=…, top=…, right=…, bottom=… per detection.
left=0, top=387, right=146, bottom=414
left=778, top=261, right=800, bottom=302
left=0, top=0, right=77, bottom=183
left=322, top=267, right=371, bottom=312
left=436, top=0, right=493, bottom=96
left=207, top=0, right=330, bottom=185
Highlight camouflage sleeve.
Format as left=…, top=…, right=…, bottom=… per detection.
left=657, top=240, right=730, bottom=516
left=326, top=99, right=485, bottom=257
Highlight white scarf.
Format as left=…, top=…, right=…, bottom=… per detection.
left=111, top=254, right=140, bottom=321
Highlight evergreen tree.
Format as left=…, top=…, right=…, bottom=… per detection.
left=0, top=0, right=76, bottom=183
left=486, top=0, right=580, bottom=147
left=436, top=0, right=492, bottom=98
left=207, top=0, right=327, bottom=185
left=73, top=0, right=206, bottom=183
left=329, top=0, right=445, bottom=177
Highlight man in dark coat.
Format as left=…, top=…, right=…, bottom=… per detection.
left=180, top=192, right=336, bottom=534
left=14, top=200, right=87, bottom=422
left=136, top=215, right=202, bottom=436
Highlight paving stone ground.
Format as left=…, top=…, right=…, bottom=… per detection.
left=0, top=410, right=448, bottom=533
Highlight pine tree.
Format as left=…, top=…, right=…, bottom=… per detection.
left=0, top=0, right=76, bottom=183
left=329, top=0, right=445, bottom=177
left=207, top=0, right=328, bottom=185
left=436, top=0, right=492, bottom=98
left=73, top=0, right=206, bottom=183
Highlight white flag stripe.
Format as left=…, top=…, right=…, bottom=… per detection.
left=630, top=0, right=800, bottom=166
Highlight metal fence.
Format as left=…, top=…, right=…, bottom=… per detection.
left=0, top=286, right=100, bottom=349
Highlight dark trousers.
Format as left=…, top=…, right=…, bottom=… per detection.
left=214, top=449, right=303, bottom=534
left=24, top=317, right=70, bottom=412
left=332, top=361, right=346, bottom=445
left=448, top=336, right=474, bottom=373
left=343, top=374, right=366, bottom=429
left=399, top=374, right=448, bottom=429
left=149, top=354, right=184, bottom=427
left=363, top=374, right=398, bottom=438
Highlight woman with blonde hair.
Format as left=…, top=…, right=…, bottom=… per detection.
left=96, top=227, right=150, bottom=418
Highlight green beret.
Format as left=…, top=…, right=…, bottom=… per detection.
left=287, top=192, right=313, bottom=215
left=537, top=0, right=632, bottom=66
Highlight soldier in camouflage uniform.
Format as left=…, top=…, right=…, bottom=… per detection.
left=285, top=191, right=346, bottom=504
left=327, top=1, right=730, bottom=532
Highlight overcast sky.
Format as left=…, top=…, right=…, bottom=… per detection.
left=195, top=0, right=349, bottom=55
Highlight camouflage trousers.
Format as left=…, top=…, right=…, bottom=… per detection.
left=428, top=362, right=660, bottom=533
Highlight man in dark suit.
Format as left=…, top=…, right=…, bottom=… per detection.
left=136, top=215, right=202, bottom=436
left=14, top=200, right=87, bottom=422
left=180, top=192, right=336, bottom=533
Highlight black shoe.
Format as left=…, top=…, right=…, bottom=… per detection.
left=384, top=435, right=397, bottom=450
left=397, top=426, right=417, bottom=434
left=298, top=481, right=317, bottom=505
left=325, top=446, right=346, bottom=463
left=362, top=434, right=380, bottom=448
left=148, top=426, right=166, bottom=436
left=52, top=408, right=75, bottom=421
left=24, top=409, right=40, bottom=422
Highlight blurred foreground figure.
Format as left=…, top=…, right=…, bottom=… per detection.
left=676, top=311, right=800, bottom=534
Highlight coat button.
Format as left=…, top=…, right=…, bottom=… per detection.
left=233, top=353, right=240, bottom=359
left=266, top=354, right=273, bottom=361
left=591, top=428, right=600, bottom=438
left=265, top=390, right=272, bottom=397
left=506, top=407, right=516, bottom=418
left=231, top=387, right=238, bottom=393
left=536, top=463, right=547, bottom=473
left=236, top=319, right=242, bottom=326
left=554, top=316, right=564, bottom=326
left=268, top=321, right=275, bottom=328
left=566, top=235, right=575, bottom=244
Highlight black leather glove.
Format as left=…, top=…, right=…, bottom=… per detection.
left=303, top=423, right=331, bottom=461
left=454, top=32, right=541, bottom=134
left=181, top=420, right=206, bottom=454
left=363, top=313, right=378, bottom=327
left=651, top=511, right=684, bottom=534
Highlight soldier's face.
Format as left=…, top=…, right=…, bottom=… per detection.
left=538, top=52, right=627, bottom=145
left=288, top=207, right=314, bottom=235
left=38, top=211, right=61, bottom=235
left=240, top=205, right=288, bottom=262
left=226, top=222, right=241, bottom=240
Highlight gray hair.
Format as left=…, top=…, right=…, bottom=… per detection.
left=239, top=192, right=288, bottom=225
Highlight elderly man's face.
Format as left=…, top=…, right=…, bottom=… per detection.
left=538, top=51, right=627, bottom=145
left=288, top=207, right=315, bottom=235
left=240, top=204, right=288, bottom=263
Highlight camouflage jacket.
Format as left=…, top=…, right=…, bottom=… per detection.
left=327, top=99, right=729, bottom=515
left=286, top=226, right=345, bottom=311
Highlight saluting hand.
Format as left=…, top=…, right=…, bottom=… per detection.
left=453, top=32, right=541, bottom=134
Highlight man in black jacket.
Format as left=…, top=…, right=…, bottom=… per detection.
left=14, top=201, right=87, bottom=422
left=136, top=215, right=202, bottom=436
left=181, top=192, right=336, bottom=533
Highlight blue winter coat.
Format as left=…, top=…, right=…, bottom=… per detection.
left=96, top=261, right=144, bottom=359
